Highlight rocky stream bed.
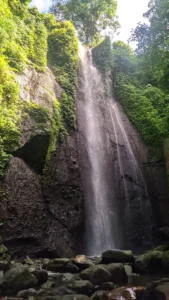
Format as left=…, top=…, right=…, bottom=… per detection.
left=1, top=236, right=169, bottom=300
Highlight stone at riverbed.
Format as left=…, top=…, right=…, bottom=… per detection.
left=3, top=263, right=37, bottom=293
left=161, top=250, right=169, bottom=270
left=79, top=265, right=112, bottom=285
left=17, top=288, right=37, bottom=297
left=104, top=263, right=127, bottom=284
left=101, top=282, right=114, bottom=291
left=133, top=250, right=163, bottom=273
left=40, top=296, right=89, bottom=300
left=32, top=269, right=48, bottom=284
left=0, top=260, right=9, bottom=271
left=72, top=255, right=93, bottom=271
left=0, top=244, right=8, bottom=255
left=0, top=236, right=3, bottom=245
left=44, top=259, right=79, bottom=274
left=102, top=250, right=134, bottom=263
left=146, top=278, right=169, bottom=300
left=68, top=280, right=95, bottom=295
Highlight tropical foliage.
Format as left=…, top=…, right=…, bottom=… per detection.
left=0, top=0, right=78, bottom=178
left=111, top=0, right=169, bottom=147
left=51, top=0, right=119, bottom=45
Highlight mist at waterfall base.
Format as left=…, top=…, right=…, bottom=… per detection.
left=77, top=43, right=152, bottom=256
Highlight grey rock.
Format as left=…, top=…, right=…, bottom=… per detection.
left=62, top=296, right=89, bottom=300
left=17, top=288, right=37, bottom=297
left=33, top=270, right=48, bottom=285
left=62, top=273, right=74, bottom=283
left=0, top=157, right=74, bottom=258
left=0, top=244, right=8, bottom=254
left=46, top=260, right=79, bottom=274
left=80, top=265, right=112, bottom=285
left=4, top=263, right=37, bottom=293
left=101, top=282, right=114, bottom=291
left=102, top=250, right=134, bottom=263
left=73, top=255, right=93, bottom=271
left=133, top=250, right=163, bottom=273
left=0, top=260, right=9, bottom=271
left=104, top=263, right=127, bottom=284
left=40, top=296, right=89, bottom=300
left=41, top=280, right=54, bottom=290
left=146, top=279, right=169, bottom=300
left=68, top=280, right=94, bottom=295
left=162, top=250, right=169, bottom=270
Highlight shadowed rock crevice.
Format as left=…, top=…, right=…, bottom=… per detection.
left=14, top=135, right=50, bottom=174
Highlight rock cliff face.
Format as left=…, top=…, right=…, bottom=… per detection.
left=0, top=65, right=169, bottom=257
left=0, top=67, right=84, bottom=258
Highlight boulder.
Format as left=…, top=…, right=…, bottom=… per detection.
left=46, top=259, right=79, bottom=274
left=62, top=296, right=89, bottom=300
left=162, top=250, right=169, bottom=270
left=0, top=244, right=8, bottom=255
left=102, top=250, right=134, bottom=264
left=104, top=263, right=127, bottom=284
left=80, top=265, right=112, bottom=285
left=68, top=280, right=94, bottom=295
left=40, top=296, right=89, bottom=300
left=73, top=255, right=93, bottom=271
left=62, top=273, right=74, bottom=283
left=101, top=282, right=114, bottom=291
left=0, top=260, right=9, bottom=271
left=3, top=263, right=38, bottom=293
left=32, top=270, right=48, bottom=285
left=146, top=279, right=169, bottom=300
left=17, top=288, right=37, bottom=297
left=133, top=250, right=163, bottom=273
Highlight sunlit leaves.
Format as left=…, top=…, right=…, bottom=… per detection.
left=51, top=0, right=118, bottom=45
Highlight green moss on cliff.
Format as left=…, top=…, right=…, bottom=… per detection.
left=0, top=1, right=79, bottom=178
left=46, top=15, right=79, bottom=129
left=0, top=55, right=21, bottom=178
left=46, top=99, right=67, bottom=161
left=0, top=0, right=48, bottom=178
left=24, top=101, right=50, bottom=131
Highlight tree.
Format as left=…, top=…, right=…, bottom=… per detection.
left=130, top=0, right=169, bottom=90
left=51, top=0, right=118, bottom=45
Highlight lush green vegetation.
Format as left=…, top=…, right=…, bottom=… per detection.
left=24, top=101, right=50, bottom=131
left=0, top=0, right=49, bottom=178
left=46, top=99, right=67, bottom=161
left=46, top=14, right=78, bottom=129
left=0, top=1, right=78, bottom=178
left=93, top=0, right=169, bottom=147
left=51, top=0, right=119, bottom=45
left=92, top=37, right=113, bottom=71
left=114, top=0, right=169, bottom=147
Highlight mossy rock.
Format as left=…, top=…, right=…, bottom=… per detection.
left=133, top=250, right=163, bottom=273
left=102, top=249, right=134, bottom=263
left=0, top=244, right=8, bottom=255
left=80, top=265, right=112, bottom=285
left=4, top=263, right=38, bottom=293
left=162, top=251, right=169, bottom=270
left=0, top=260, right=9, bottom=271
left=104, top=263, right=127, bottom=284
left=68, top=280, right=94, bottom=296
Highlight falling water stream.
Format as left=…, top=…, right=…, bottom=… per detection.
left=77, top=43, right=152, bottom=256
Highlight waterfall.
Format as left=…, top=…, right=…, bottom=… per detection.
left=77, top=43, right=152, bottom=256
